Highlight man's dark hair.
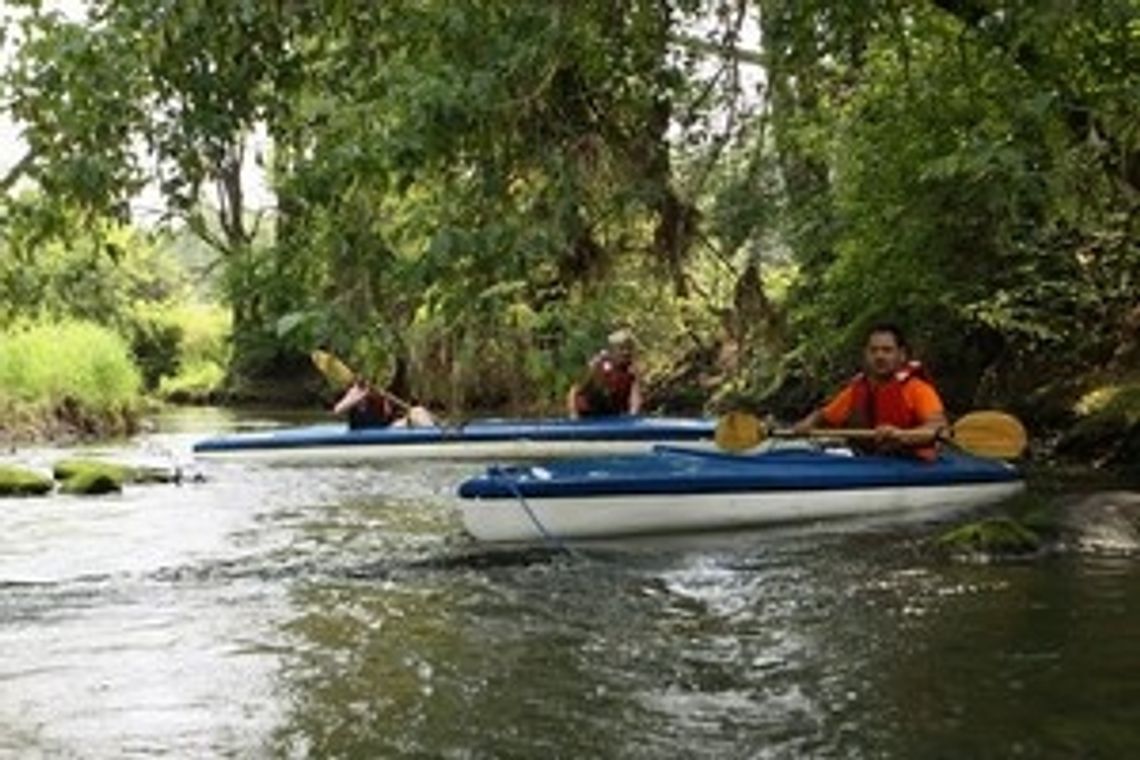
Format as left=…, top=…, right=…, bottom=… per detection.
left=865, top=322, right=908, bottom=350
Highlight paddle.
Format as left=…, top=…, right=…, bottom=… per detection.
left=311, top=349, right=356, bottom=388
left=309, top=349, right=415, bottom=412
left=714, top=409, right=1028, bottom=459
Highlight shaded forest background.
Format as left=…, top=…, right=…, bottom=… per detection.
left=1, top=0, right=1137, bottom=431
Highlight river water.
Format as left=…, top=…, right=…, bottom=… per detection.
left=1, top=408, right=1137, bottom=758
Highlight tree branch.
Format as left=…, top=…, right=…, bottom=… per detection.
left=0, top=151, right=34, bottom=194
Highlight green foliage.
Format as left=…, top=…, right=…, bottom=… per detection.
left=150, top=303, right=230, bottom=401
left=0, top=210, right=197, bottom=395
left=1077, top=383, right=1140, bottom=425
left=729, top=0, right=1140, bottom=413
left=128, top=306, right=184, bottom=390
left=158, top=359, right=226, bottom=402
left=0, top=213, right=186, bottom=328
left=134, top=301, right=231, bottom=396
left=1059, top=380, right=1140, bottom=465
left=0, top=320, right=141, bottom=410
left=2, top=0, right=1137, bottom=421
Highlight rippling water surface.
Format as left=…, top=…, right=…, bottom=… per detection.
left=1, top=408, right=1137, bottom=758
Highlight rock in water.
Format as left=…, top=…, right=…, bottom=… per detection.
left=0, top=465, right=53, bottom=496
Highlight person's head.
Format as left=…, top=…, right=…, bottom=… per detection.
left=607, top=328, right=636, bottom=366
left=862, top=322, right=908, bottom=380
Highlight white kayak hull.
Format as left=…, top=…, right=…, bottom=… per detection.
left=192, top=416, right=716, bottom=463
left=460, top=481, right=1025, bottom=542
left=193, top=437, right=715, bottom=463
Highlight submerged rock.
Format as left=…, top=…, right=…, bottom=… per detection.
left=936, top=517, right=1042, bottom=559
left=0, top=465, right=53, bottom=496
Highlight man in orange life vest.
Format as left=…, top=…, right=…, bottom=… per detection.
left=793, top=323, right=947, bottom=459
left=566, top=329, right=644, bottom=418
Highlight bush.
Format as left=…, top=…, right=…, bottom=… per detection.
left=0, top=320, right=141, bottom=417
left=149, top=303, right=231, bottom=401
left=128, top=306, right=185, bottom=390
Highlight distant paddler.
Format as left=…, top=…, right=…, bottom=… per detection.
left=312, top=349, right=435, bottom=429
left=566, top=328, right=644, bottom=418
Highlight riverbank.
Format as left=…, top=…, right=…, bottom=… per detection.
left=0, top=321, right=144, bottom=444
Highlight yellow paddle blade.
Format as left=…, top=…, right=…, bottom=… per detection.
left=949, top=411, right=1027, bottom=459
left=310, top=349, right=356, bottom=387
left=715, top=411, right=765, bottom=452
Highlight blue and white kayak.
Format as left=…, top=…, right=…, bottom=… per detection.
left=192, top=416, right=716, bottom=462
left=457, top=446, right=1024, bottom=541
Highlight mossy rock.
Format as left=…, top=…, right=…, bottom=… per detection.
left=53, top=458, right=180, bottom=485
left=58, top=468, right=123, bottom=495
left=0, top=465, right=54, bottom=496
left=936, top=516, right=1042, bottom=558
left=53, top=458, right=129, bottom=483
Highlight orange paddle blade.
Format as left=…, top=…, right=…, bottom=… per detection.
left=310, top=349, right=356, bottom=387
left=715, top=411, right=765, bottom=452
left=949, top=411, right=1027, bottom=459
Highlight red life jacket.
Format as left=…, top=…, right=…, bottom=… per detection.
left=844, top=361, right=938, bottom=459
left=576, top=351, right=636, bottom=416
left=845, top=361, right=929, bottom=428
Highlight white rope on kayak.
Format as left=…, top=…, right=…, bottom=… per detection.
left=489, top=466, right=569, bottom=553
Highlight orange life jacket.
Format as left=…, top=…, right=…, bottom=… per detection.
left=845, top=361, right=937, bottom=459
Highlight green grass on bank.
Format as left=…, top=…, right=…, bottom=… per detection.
left=0, top=320, right=142, bottom=416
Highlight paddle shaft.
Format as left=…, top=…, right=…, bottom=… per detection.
left=776, top=426, right=942, bottom=443
left=312, top=350, right=416, bottom=410
left=376, top=387, right=413, bottom=411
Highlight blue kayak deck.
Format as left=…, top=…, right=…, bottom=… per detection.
left=458, top=447, right=1022, bottom=499
left=193, top=416, right=715, bottom=453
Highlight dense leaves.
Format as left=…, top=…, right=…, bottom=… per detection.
left=1, top=0, right=1137, bottom=417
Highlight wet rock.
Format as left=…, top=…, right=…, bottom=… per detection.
left=130, top=465, right=183, bottom=485
left=53, top=458, right=128, bottom=483
left=0, top=465, right=53, bottom=496
left=52, top=460, right=125, bottom=495
left=53, top=458, right=182, bottom=486
left=58, top=467, right=123, bottom=495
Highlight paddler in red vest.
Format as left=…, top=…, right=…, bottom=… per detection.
left=793, top=323, right=947, bottom=460
left=566, top=329, right=644, bottom=418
